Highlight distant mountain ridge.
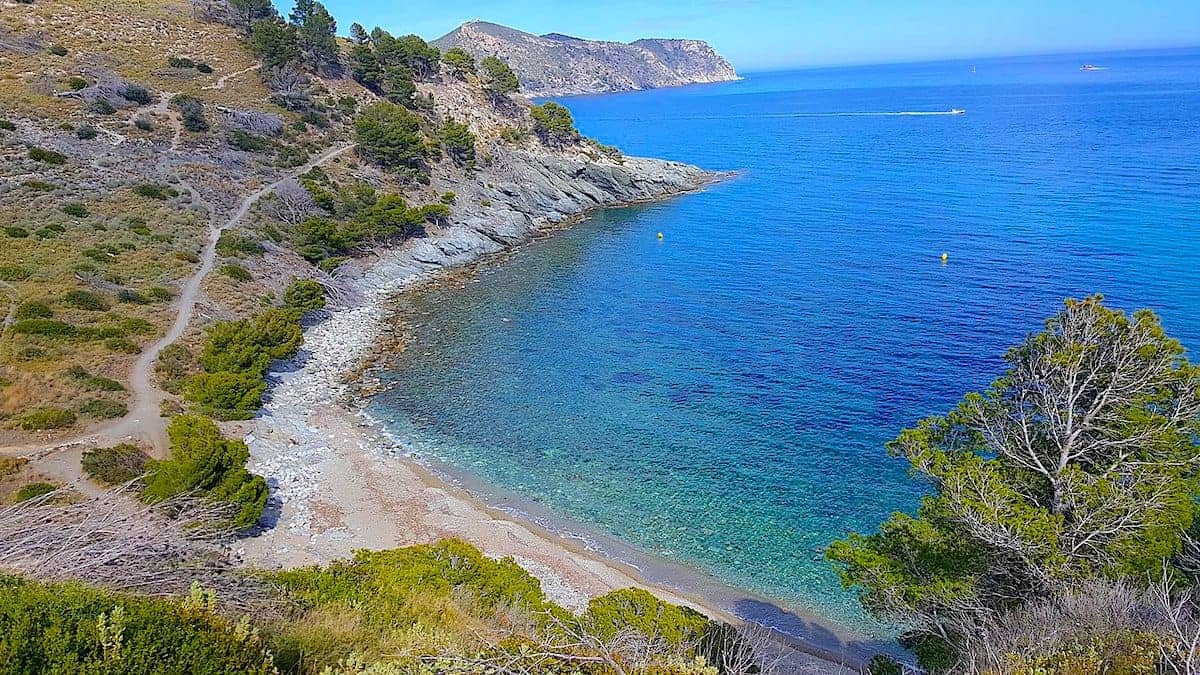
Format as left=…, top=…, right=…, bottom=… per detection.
left=432, top=21, right=738, bottom=96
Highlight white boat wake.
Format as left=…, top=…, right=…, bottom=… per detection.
left=765, top=109, right=966, bottom=117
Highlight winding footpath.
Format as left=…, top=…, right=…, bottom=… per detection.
left=0, top=140, right=355, bottom=485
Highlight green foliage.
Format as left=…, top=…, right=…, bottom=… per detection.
left=22, top=180, right=55, bottom=191
left=270, top=539, right=555, bottom=671
left=196, top=62, right=214, bottom=73
left=12, top=319, right=76, bottom=337
left=441, top=47, right=476, bottom=77
left=132, top=183, right=178, bottom=200
left=0, top=575, right=275, bottom=673
left=143, top=415, right=268, bottom=529
left=530, top=102, right=579, bottom=146
left=148, top=286, right=175, bottom=301
left=582, top=588, right=710, bottom=645
left=90, top=99, right=117, bottom=115
left=184, top=371, right=266, bottom=420
left=63, top=289, right=109, bottom=310
left=134, top=117, right=154, bottom=131
left=220, top=263, right=253, bottom=283
left=216, top=231, right=264, bottom=257
left=229, top=129, right=270, bottom=152
left=173, top=94, right=209, bottom=132
left=0, top=120, right=14, bottom=131
left=156, top=344, right=195, bottom=394
left=14, top=301, right=52, bottom=320
left=439, top=119, right=476, bottom=167
left=867, top=654, right=904, bottom=675
left=77, top=398, right=128, bottom=419
left=288, top=0, right=339, bottom=70
left=480, top=56, right=519, bottom=95
left=122, top=83, right=153, bottom=104
left=82, top=444, right=149, bottom=485
left=0, top=265, right=30, bottom=280
left=75, top=125, right=99, bottom=140
left=67, top=76, right=88, bottom=90
left=17, top=407, right=76, bottom=430
left=354, top=102, right=425, bottom=169
left=228, top=0, right=276, bottom=31
left=283, top=279, right=325, bottom=314
left=4, top=228, right=29, bottom=239
left=828, top=296, right=1200, bottom=669
left=250, top=18, right=301, bottom=68
left=13, top=482, right=57, bottom=502
left=29, top=147, right=67, bottom=164
left=199, top=309, right=303, bottom=377
left=168, top=55, right=196, bottom=68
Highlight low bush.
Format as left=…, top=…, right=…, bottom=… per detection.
left=123, top=83, right=153, bottom=104
left=17, top=407, right=76, bottom=430
left=84, top=375, right=125, bottom=392
left=12, top=319, right=75, bottom=337
left=105, top=337, right=141, bottom=353
left=0, top=575, right=276, bottom=673
left=148, top=286, right=175, bottom=301
left=89, top=99, right=116, bottom=115
left=49, top=44, right=68, bottom=56
left=173, top=94, right=209, bottom=132
left=229, top=130, right=270, bottom=152
left=134, top=116, right=154, bottom=131
left=216, top=232, right=264, bottom=257
left=196, top=62, right=213, bottom=74
left=81, top=443, right=149, bottom=484
left=118, top=288, right=150, bottom=304
left=3, top=227, right=29, bottom=239
left=582, top=588, right=711, bottom=645
left=14, top=301, right=52, bottom=320
left=133, top=183, right=178, bottom=200
left=66, top=76, right=87, bottom=90
left=0, top=264, right=29, bottom=280
left=0, top=119, right=15, bottom=131
left=220, top=263, right=253, bottom=282
left=63, top=288, right=109, bottom=310
left=184, top=371, right=266, bottom=420
left=75, top=125, right=98, bottom=140
left=283, top=279, right=325, bottom=314
left=13, top=482, right=57, bottom=502
left=168, top=56, right=195, bottom=68
left=22, top=180, right=54, bottom=191
left=77, top=398, right=128, bottom=419
left=28, top=147, right=67, bottom=164
left=143, top=415, right=268, bottom=529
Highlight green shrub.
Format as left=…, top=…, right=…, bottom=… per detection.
left=77, top=398, right=128, bottom=419
left=63, top=289, right=109, bottom=310
left=90, top=99, right=116, bottom=115
left=184, top=371, right=266, bottom=420
left=582, top=588, right=711, bottom=645
left=13, top=482, right=57, bottom=502
left=3, top=227, right=29, bottom=239
left=28, top=147, right=67, bottom=164
left=0, top=119, right=15, bottom=131
left=133, top=183, right=178, bottom=200
left=228, top=130, right=270, bottom=152
left=49, top=44, right=68, bottom=56
left=82, top=444, right=149, bottom=484
left=14, top=301, right=51, bottom=320
left=0, top=575, right=276, bottom=673
left=66, top=76, right=87, bottom=90
left=144, top=415, right=268, bottom=529
left=22, top=180, right=54, bottom=191
left=168, top=55, right=196, bottom=68
left=441, top=47, right=476, bottom=77
left=173, top=94, right=209, bottom=132
left=148, top=286, right=175, bottom=301
left=75, top=125, right=98, bottom=140
left=283, top=279, right=325, bottom=314
left=196, top=62, right=213, bottom=74
left=354, top=102, right=425, bottom=169
left=123, top=83, right=153, bottom=104
left=219, top=263, right=253, bottom=282
left=480, top=55, right=519, bottom=94
left=12, top=319, right=75, bottom=337
left=105, top=337, right=141, bottom=353
left=0, top=265, right=31, bottom=280
left=118, top=288, right=150, bottom=304
left=440, top=119, right=476, bottom=167
left=216, top=232, right=264, bottom=257
left=83, top=375, right=125, bottom=392
left=17, top=407, right=76, bottom=430
left=530, top=102, right=579, bottom=146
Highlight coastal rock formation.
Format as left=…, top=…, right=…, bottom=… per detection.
left=432, top=21, right=738, bottom=96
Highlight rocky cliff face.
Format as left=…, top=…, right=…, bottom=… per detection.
left=431, top=21, right=738, bottom=97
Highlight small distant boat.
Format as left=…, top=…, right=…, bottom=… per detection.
left=949, top=108, right=965, bottom=115
left=1080, top=64, right=1105, bottom=71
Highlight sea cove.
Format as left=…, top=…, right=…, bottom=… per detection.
left=365, top=48, right=1200, bottom=630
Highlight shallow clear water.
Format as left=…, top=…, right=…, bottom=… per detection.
left=367, top=49, right=1200, bottom=631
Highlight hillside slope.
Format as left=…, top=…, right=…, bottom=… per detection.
left=433, top=21, right=738, bottom=96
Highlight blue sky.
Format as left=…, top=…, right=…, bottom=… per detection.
left=303, top=0, right=1200, bottom=71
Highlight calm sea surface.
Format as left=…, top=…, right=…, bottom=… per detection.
left=367, top=49, right=1200, bottom=631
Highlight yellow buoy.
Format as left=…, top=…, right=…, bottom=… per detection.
left=657, top=232, right=664, bottom=240
left=940, top=252, right=948, bottom=263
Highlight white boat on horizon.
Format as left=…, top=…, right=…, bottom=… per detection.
left=950, top=108, right=966, bottom=115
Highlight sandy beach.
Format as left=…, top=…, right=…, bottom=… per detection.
left=238, top=183, right=872, bottom=672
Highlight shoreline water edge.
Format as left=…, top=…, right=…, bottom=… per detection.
left=239, top=157, right=883, bottom=671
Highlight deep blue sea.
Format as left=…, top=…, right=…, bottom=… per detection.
left=367, top=49, right=1200, bottom=634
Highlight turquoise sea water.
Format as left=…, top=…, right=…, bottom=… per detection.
left=367, top=49, right=1200, bottom=633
